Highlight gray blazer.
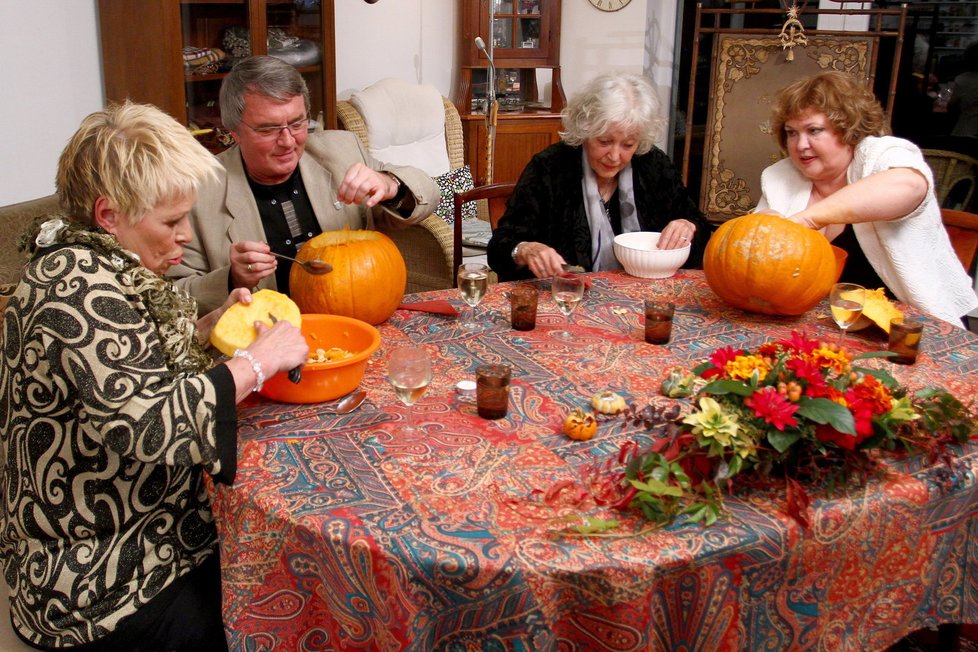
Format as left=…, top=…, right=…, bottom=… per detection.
left=169, top=130, right=437, bottom=314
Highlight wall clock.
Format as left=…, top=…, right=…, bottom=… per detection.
left=588, top=0, right=632, bottom=11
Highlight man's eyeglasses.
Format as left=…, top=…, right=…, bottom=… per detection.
left=242, top=117, right=310, bottom=140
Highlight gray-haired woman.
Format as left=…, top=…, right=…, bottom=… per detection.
left=487, top=71, right=711, bottom=281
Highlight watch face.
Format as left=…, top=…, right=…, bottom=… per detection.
left=588, top=0, right=632, bottom=11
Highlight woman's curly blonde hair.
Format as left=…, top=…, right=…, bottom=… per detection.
left=770, top=71, right=889, bottom=151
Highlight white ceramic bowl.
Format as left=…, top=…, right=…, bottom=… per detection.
left=613, top=232, right=691, bottom=279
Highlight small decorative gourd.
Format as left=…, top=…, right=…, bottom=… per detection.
left=289, top=229, right=407, bottom=325
left=591, top=391, right=626, bottom=415
left=703, top=213, right=838, bottom=316
left=563, top=408, right=598, bottom=441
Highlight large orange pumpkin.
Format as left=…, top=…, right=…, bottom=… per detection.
left=290, top=229, right=406, bottom=325
left=704, top=213, right=837, bottom=316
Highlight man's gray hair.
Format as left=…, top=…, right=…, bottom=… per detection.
left=219, top=56, right=311, bottom=130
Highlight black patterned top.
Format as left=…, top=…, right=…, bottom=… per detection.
left=0, top=244, right=236, bottom=647
left=487, top=142, right=712, bottom=281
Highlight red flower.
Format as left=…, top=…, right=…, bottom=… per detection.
left=703, top=346, right=746, bottom=379
left=844, top=391, right=876, bottom=437
left=850, top=374, right=893, bottom=415
left=767, top=331, right=819, bottom=357
left=787, top=357, right=830, bottom=396
left=744, top=386, right=800, bottom=431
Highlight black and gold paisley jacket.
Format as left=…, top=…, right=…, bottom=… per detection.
left=0, top=244, right=236, bottom=648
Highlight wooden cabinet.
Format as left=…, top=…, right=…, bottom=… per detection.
left=461, top=114, right=562, bottom=187
left=456, top=0, right=565, bottom=185
left=98, top=0, right=336, bottom=150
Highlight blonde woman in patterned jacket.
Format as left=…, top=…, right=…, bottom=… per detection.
left=0, top=102, right=308, bottom=650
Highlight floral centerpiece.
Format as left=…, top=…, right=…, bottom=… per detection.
left=595, top=332, right=975, bottom=529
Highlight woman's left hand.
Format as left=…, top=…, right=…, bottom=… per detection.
left=196, top=288, right=254, bottom=342
left=658, top=219, right=697, bottom=250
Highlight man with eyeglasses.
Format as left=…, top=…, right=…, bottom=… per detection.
left=169, top=56, right=438, bottom=314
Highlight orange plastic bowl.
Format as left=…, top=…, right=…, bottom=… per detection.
left=260, top=314, right=382, bottom=404
left=832, top=245, right=848, bottom=282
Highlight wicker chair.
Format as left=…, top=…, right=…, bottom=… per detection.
left=336, top=94, right=464, bottom=294
left=0, top=194, right=60, bottom=309
left=923, top=149, right=978, bottom=212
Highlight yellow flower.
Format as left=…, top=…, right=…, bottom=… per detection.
left=724, top=355, right=771, bottom=382
left=810, top=347, right=850, bottom=375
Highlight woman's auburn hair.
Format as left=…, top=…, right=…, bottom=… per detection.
left=770, top=71, right=889, bottom=151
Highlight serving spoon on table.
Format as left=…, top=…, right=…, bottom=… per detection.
left=269, top=251, right=333, bottom=275
left=321, top=389, right=368, bottom=414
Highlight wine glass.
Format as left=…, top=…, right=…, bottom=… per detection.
left=457, top=263, right=490, bottom=329
left=829, top=283, right=866, bottom=344
left=551, top=271, right=586, bottom=340
left=387, top=346, right=432, bottom=433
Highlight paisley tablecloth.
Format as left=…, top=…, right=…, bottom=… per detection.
left=213, top=271, right=978, bottom=651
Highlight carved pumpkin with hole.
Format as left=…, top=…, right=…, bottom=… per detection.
left=290, top=229, right=406, bottom=325
left=704, top=213, right=838, bottom=316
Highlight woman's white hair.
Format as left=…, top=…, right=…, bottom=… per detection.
left=559, top=72, right=665, bottom=155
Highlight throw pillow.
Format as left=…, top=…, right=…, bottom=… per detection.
left=433, top=165, right=477, bottom=225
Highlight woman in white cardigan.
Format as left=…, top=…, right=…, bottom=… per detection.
left=755, top=71, right=977, bottom=326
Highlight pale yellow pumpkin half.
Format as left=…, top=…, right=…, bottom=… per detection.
left=210, top=289, right=302, bottom=357
left=843, top=287, right=904, bottom=333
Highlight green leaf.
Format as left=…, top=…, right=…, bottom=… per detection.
left=767, top=429, right=802, bottom=453
left=853, top=351, right=896, bottom=361
left=796, top=397, right=856, bottom=435
left=571, top=517, right=620, bottom=534
left=853, top=365, right=899, bottom=388
left=629, top=478, right=684, bottom=497
left=703, top=379, right=754, bottom=397
left=684, top=504, right=708, bottom=523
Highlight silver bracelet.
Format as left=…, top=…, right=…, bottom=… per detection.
left=233, top=349, right=265, bottom=393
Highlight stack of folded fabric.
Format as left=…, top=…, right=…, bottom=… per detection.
left=182, top=47, right=226, bottom=75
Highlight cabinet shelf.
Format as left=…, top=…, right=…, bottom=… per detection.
left=99, top=0, right=336, bottom=151
left=456, top=0, right=565, bottom=185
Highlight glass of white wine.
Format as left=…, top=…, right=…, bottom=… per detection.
left=551, top=271, right=586, bottom=340
left=387, top=346, right=432, bottom=433
left=457, top=262, right=490, bottom=330
left=829, top=282, right=865, bottom=344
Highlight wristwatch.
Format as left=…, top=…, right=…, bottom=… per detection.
left=382, top=172, right=407, bottom=210
left=511, top=241, right=526, bottom=262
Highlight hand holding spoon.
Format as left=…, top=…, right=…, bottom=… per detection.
left=269, top=251, right=332, bottom=275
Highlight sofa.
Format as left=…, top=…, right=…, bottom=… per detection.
left=0, top=194, right=61, bottom=308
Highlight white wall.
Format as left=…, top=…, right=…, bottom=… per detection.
left=0, top=1, right=103, bottom=205
left=0, top=0, right=667, bottom=205
left=334, top=0, right=458, bottom=98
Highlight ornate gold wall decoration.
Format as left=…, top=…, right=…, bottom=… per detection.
left=700, top=34, right=872, bottom=223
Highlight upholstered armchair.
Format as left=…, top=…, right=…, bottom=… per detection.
left=336, top=79, right=466, bottom=293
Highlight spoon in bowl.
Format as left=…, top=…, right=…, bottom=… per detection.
left=322, top=389, right=367, bottom=414
left=270, top=251, right=333, bottom=275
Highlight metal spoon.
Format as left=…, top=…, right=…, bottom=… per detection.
left=322, top=389, right=367, bottom=414
left=270, top=251, right=333, bottom=275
